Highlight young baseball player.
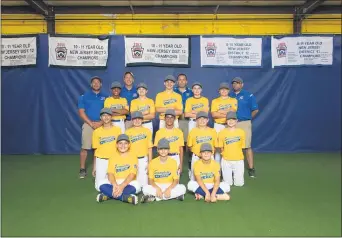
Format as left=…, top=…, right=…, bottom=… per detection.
left=218, top=111, right=246, bottom=187
left=92, top=108, right=122, bottom=191
left=187, top=143, right=230, bottom=202
left=187, top=111, right=217, bottom=181
left=125, top=111, right=153, bottom=186
left=96, top=134, right=141, bottom=205
left=141, top=138, right=186, bottom=203
left=104, top=81, right=129, bottom=133
left=184, top=82, right=209, bottom=133
left=211, top=82, right=238, bottom=164
left=130, top=83, right=155, bottom=134
left=155, top=75, right=183, bottom=129
left=154, top=109, right=184, bottom=174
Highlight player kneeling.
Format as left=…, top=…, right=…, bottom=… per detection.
left=141, top=138, right=186, bottom=203
left=96, top=134, right=141, bottom=205
left=187, top=143, right=230, bottom=202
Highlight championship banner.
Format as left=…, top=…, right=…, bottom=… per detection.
left=271, top=36, right=333, bottom=68
left=125, top=36, right=190, bottom=67
left=200, top=36, right=262, bottom=67
left=48, top=36, right=109, bottom=67
left=1, top=37, right=37, bottom=67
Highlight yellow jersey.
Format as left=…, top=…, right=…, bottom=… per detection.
left=155, top=91, right=183, bottom=120
left=211, top=97, right=238, bottom=124
left=107, top=151, right=138, bottom=179
left=104, top=97, right=129, bottom=120
left=154, top=128, right=184, bottom=154
left=193, top=159, right=220, bottom=184
left=130, top=97, right=155, bottom=122
left=187, top=127, right=217, bottom=156
left=148, top=157, right=179, bottom=184
left=185, top=97, right=209, bottom=114
left=125, top=126, right=153, bottom=157
left=218, top=128, right=246, bottom=161
left=92, top=126, right=122, bottom=158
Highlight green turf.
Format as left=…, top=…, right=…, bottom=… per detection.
left=1, top=153, right=341, bottom=237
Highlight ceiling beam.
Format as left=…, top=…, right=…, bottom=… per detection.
left=24, top=0, right=55, bottom=34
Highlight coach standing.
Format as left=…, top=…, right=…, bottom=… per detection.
left=78, top=76, right=108, bottom=179
left=229, top=77, right=259, bottom=178
left=121, top=72, right=138, bottom=130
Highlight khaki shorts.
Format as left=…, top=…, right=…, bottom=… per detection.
left=237, top=120, right=252, bottom=148
left=125, top=120, right=133, bottom=130
left=178, top=119, right=189, bottom=142
left=81, top=123, right=94, bottom=150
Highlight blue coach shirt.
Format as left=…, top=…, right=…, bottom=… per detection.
left=174, top=87, right=193, bottom=111
left=78, top=90, right=108, bottom=121
left=120, top=86, right=138, bottom=120
left=229, top=89, right=258, bottom=121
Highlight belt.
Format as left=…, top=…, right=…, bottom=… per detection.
left=96, top=157, right=109, bottom=160
left=189, top=118, right=196, bottom=122
left=138, top=156, right=147, bottom=159
left=142, top=120, right=152, bottom=124
left=215, top=122, right=226, bottom=125
left=168, top=153, right=179, bottom=156
left=112, top=119, right=124, bottom=122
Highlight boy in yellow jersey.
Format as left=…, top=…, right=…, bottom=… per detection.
left=92, top=108, right=122, bottom=191
left=125, top=111, right=153, bottom=186
left=184, top=82, right=209, bottom=133
left=218, top=111, right=246, bottom=187
left=141, top=138, right=186, bottom=203
left=104, top=81, right=129, bottom=133
left=211, top=82, right=238, bottom=164
left=154, top=109, right=184, bottom=174
left=96, top=134, right=141, bottom=205
left=155, top=75, right=183, bottom=129
left=130, top=83, right=155, bottom=134
left=187, top=111, right=218, bottom=181
left=187, top=143, right=230, bottom=202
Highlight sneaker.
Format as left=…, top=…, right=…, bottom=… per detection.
left=122, top=194, right=138, bottom=205
left=248, top=168, right=256, bottom=178
left=96, top=193, right=109, bottom=203
left=140, top=195, right=156, bottom=203
left=79, top=169, right=87, bottom=179
left=177, top=194, right=185, bottom=201
left=216, top=193, right=231, bottom=201
left=195, top=193, right=203, bottom=200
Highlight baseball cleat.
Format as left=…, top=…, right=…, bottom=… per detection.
left=79, top=169, right=87, bottom=179
left=216, top=193, right=231, bottom=201
left=96, top=193, right=108, bottom=203
left=140, top=195, right=156, bottom=203
left=122, top=194, right=138, bottom=205
left=248, top=168, right=256, bottom=178
left=195, top=193, right=203, bottom=200
left=177, top=194, right=185, bottom=201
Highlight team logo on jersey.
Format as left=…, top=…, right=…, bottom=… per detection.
left=130, top=134, right=147, bottom=143
left=205, top=42, right=217, bottom=57
left=195, top=136, right=212, bottom=144
left=276, top=42, right=287, bottom=58
left=200, top=172, right=214, bottom=180
left=131, top=43, right=144, bottom=58
left=100, top=97, right=106, bottom=100
left=100, top=136, right=116, bottom=144
left=110, top=104, right=123, bottom=109
left=55, top=43, right=67, bottom=60
left=225, top=136, right=241, bottom=145
left=115, top=164, right=130, bottom=173
left=163, top=98, right=177, bottom=105
left=133, top=93, right=137, bottom=98
left=154, top=171, right=171, bottom=178
left=138, top=105, right=149, bottom=112
left=239, top=96, right=244, bottom=100
left=167, top=136, right=179, bottom=143
left=218, top=104, right=232, bottom=110
left=192, top=103, right=204, bottom=110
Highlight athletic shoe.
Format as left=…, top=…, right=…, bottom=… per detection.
left=122, top=194, right=138, bottom=205
left=79, top=169, right=87, bottom=179
left=177, top=194, right=185, bottom=201
left=96, top=193, right=109, bottom=203
left=195, top=193, right=203, bottom=200
left=216, top=193, right=230, bottom=201
left=248, top=168, right=256, bottom=178
left=140, top=195, right=156, bottom=203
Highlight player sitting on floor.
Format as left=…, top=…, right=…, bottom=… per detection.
left=141, top=138, right=186, bottom=203
left=96, top=134, right=141, bottom=205
left=187, top=143, right=230, bottom=202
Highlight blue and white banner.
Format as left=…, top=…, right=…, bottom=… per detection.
left=271, top=36, right=333, bottom=68
left=200, top=36, right=262, bottom=67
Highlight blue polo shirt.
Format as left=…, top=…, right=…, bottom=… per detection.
left=174, top=87, right=193, bottom=111
left=78, top=90, right=108, bottom=121
left=120, top=86, right=138, bottom=120
left=229, top=89, right=258, bottom=121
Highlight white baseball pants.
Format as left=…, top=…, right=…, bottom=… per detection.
left=97, top=178, right=141, bottom=194
left=187, top=181, right=230, bottom=193
left=159, top=119, right=179, bottom=129
left=112, top=119, right=125, bottom=133
left=214, top=123, right=226, bottom=164
left=221, top=159, right=244, bottom=186
left=137, top=156, right=148, bottom=187
left=95, top=157, right=109, bottom=192
left=188, top=119, right=196, bottom=133
left=142, top=121, right=153, bottom=134
left=169, top=154, right=180, bottom=167
left=190, top=154, right=200, bottom=181
left=142, top=183, right=186, bottom=201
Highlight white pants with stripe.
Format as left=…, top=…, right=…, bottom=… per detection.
left=95, top=157, right=109, bottom=192
left=142, top=183, right=186, bottom=201
left=187, top=181, right=230, bottom=193
left=137, top=156, right=148, bottom=187
left=142, top=121, right=153, bottom=134
left=221, top=159, right=244, bottom=187
left=214, top=123, right=226, bottom=164
left=112, top=119, right=125, bottom=133
left=159, top=119, right=179, bottom=129
left=188, top=119, right=196, bottom=134
left=98, top=178, right=141, bottom=194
